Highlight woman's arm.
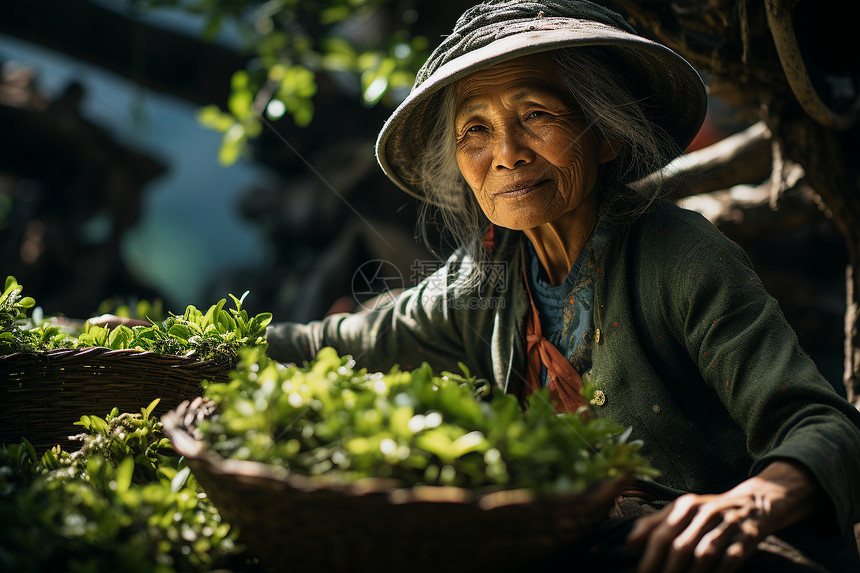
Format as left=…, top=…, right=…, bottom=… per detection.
left=264, top=249, right=512, bottom=378
left=265, top=279, right=466, bottom=372
left=627, top=459, right=825, bottom=573
left=620, top=208, right=860, bottom=571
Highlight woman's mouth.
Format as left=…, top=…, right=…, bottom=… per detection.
left=494, top=180, right=550, bottom=199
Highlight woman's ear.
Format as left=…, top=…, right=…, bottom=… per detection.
left=598, top=136, right=621, bottom=164
left=597, top=137, right=621, bottom=165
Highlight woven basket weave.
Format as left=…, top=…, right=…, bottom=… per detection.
left=0, top=347, right=233, bottom=451
left=163, top=398, right=629, bottom=573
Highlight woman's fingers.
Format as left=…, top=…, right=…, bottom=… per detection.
left=628, top=493, right=702, bottom=546
left=688, top=521, right=733, bottom=573
left=688, top=511, right=749, bottom=573
left=661, top=507, right=730, bottom=573
left=633, top=495, right=702, bottom=573
left=630, top=494, right=765, bottom=573
left=686, top=504, right=762, bottom=573
left=627, top=463, right=818, bottom=572
left=711, top=519, right=763, bottom=573
left=710, top=538, right=757, bottom=573
left=627, top=508, right=668, bottom=545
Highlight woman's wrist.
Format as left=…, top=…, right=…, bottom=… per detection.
left=734, top=459, right=826, bottom=533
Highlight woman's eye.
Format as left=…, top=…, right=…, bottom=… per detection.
left=526, top=110, right=547, bottom=119
left=466, top=125, right=487, bottom=133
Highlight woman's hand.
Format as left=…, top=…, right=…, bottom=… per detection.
left=626, top=460, right=825, bottom=573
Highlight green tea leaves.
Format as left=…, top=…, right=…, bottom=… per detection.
left=115, top=456, right=135, bottom=495
left=202, top=348, right=656, bottom=494
left=0, top=406, right=241, bottom=572
left=0, top=276, right=51, bottom=355
left=108, top=324, right=134, bottom=350
left=1, top=277, right=270, bottom=365
left=142, top=398, right=160, bottom=422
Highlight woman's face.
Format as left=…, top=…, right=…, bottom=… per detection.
left=453, top=55, right=615, bottom=230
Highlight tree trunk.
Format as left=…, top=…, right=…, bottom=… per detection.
left=771, top=115, right=860, bottom=406
left=610, top=0, right=860, bottom=406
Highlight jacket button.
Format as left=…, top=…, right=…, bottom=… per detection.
left=591, top=390, right=606, bottom=406
left=595, top=328, right=602, bottom=344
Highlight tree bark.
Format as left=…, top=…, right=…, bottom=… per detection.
left=635, top=121, right=773, bottom=200
left=770, top=114, right=860, bottom=406
left=610, top=0, right=860, bottom=405
left=676, top=181, right=824, bottom=244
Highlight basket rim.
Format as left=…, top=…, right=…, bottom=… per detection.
left=162, top=399, right=631, bottom=512
left=0, top=346, right=234, bottom=368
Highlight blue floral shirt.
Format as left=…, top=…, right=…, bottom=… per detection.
left=524, top=220, right=610, bottom=384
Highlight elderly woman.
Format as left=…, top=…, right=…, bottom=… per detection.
left=267, top=1, right=860, bottom=571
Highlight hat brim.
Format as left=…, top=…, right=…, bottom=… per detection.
left=375, top=19, right=707, bottom=202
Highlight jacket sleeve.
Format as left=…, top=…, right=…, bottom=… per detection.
left=668, top=229, right=860, bottom=537
left=266, top=256, right=471, bottom=374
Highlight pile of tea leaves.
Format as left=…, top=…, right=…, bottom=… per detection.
left=0, top=276, right=271, bottom=362
left=0, top=399, right=255, bottom=572
left=201, top=347, right=658, bottom=494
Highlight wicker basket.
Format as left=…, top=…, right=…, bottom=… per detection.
left=0, top=347, right=233, bottom=451
left=163, top=398, right=629, bottom=573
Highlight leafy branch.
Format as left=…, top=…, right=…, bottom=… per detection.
left=140, top=0, right=429, bottom=164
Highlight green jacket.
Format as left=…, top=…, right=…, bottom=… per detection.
left=268, top=201, right=860, bottom=554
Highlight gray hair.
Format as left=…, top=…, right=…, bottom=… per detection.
left=413, top=45, right=680, bottom=288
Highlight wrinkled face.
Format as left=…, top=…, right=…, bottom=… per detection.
left=453, top=55, right=614, bottom=230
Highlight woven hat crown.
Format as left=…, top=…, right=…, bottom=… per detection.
left=416, top=1, right=635, bottom=86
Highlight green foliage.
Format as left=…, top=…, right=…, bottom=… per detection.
left=0, top=276, right=68, bottom=355
left=96, top=296, right=166, bottom=324
left=72, top=292, right=272, bottom=360
left=0, top=402, right=243, bottom=572
left=1, top=277, right=271, bottom=363
left=202, top=347, right=658, bottom=493
left=66, top=399, right=174, bottom=483
left=144, top=0, right=429, bottom=165
left=136, top=292, right=272, bottom=360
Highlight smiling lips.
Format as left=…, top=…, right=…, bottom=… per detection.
left=493, top=179, right=550, bottom=198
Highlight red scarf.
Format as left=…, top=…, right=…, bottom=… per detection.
left=481, top=224, right=587, bottom=414
left=521, top=266, right=588, bottom=414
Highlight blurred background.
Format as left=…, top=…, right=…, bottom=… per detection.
left=0, top=0, right=850, bottom=391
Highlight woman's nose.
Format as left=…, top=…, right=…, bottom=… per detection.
left=493, top=127, right=534, bottom=171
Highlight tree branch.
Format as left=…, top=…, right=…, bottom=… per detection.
left=634, top=121, right=772, bottom=199
left=764, top=0, right=860, bottom=131
left=675, top=179, right=826, bottom=244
